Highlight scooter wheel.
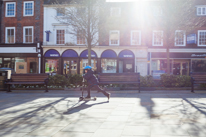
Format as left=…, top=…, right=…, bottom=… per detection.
left=79, top=97, right=84, bottom=101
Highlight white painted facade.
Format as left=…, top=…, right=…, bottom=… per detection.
left=43, top=4, right=149, bottom=76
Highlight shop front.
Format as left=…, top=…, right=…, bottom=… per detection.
left=62, top=49, right=79, bottom=75
left=79, top=50, right=98, bottom=74
left=0, top=44, right=41, bottom=74
left=101, top=50, right=117, bottom=73
left=118, top=50, right=135, bottom=73
left=150, top=52, right=206, bottom=76
left=44, top=49, right=61, bottom=75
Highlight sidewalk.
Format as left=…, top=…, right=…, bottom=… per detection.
left=0, top=90, right=206, bottom=137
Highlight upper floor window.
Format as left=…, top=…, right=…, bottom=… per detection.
left=197, top=6, right=206, bottom=16
left=6, top=2, right=16, bottom=17
left=153, top=6, right=162, bottom=16
left=24, top=1, right=34, bottom=16
left=23, top=26, right=33, bottom=43
left=77, top=30, right=86, bottom=45
left=56, top=30, right=65, bottom=44
left=5, top=27, right=15, bottom=43
left=198, top=30, right=206, bottom=46
left=57, top=8, right=65, bottom=16
left=175, top=30, right=186, bottom=46
left=110, top=30, right=120, bottom=46
left=131, top=30, right=141, bottom=45
left=153, top=31, right=163, bottom=46
left=110, top=7, right=121, bottom=17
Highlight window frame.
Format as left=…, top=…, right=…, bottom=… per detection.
left=23, top=1, right=34, bottom=16
left=196, top=6, right=206, bottom=16
left=109, top=30, right=120, bottom=46
left=198, top=30, right=206, bottom=46
left=5, top=27, right=15, bottom=43
left=5, top=2, right=16, bottom=17
left=56, top=29, right=65, bottom=45
left=131, top=30, right=141, bottom=45
left=175, top=30, right=186, bottom=46
left=110, top=7, right=121, bottom=17
left=23, top=26, right=33, bottom=43
left=152, top=30, right=163, bottom=46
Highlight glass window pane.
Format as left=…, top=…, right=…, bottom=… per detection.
left=101, top=59, right=117, bottom=73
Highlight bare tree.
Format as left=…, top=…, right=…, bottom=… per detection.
left=53, top=0, right=107, bottom=66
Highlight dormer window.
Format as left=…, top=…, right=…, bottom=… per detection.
left=196, top=6, right=206, bottom=16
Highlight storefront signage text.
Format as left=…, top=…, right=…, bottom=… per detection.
left=50, top=54, right=59, bottom=57
left=187, top=34, right=196, bottom=44
left=152, top=70, right=165, bottom=80
left=86, top=55, right=96, bottom=57
left=123, top=55, right=133, bottom=57
left=191, top=54, right=206, bottom=57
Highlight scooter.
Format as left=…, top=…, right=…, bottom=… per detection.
left=79, top=77, right=96, bottom=101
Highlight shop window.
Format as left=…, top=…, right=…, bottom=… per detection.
left=63, top=60, right=77, bottom=75
left=175, top=30, right=186, bottom=46
left=110, top=31, right=120, bottom=46
left=80, top=59, right=97, bottom=74
left=23, top=26, right=33, bottom=43
left=24, top=1, right=34, bottom=16
left=192, top=59, right=206, bottom=72
left=110, top=7, right=121, bottom=17
left=151, top=59, right=172, bottom=74
left=5, top=27, right=15, bottom=43
left=131, top=30, right=141, bottom=45
left=45, top=59, right=59, bottom=74
left=77, top=30, right=86, bottom=45
left=101, top=59, right=117, bottom=73
left=56, top=30, right=65, bottom=44
left=198, top=30, right=206, bottom=46
left=153, top=31, right=163, bottom=46
left=6, top=2, right=16, bottom=17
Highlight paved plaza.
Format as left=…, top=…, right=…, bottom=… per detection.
left=0, top=90, right=206, bottom=137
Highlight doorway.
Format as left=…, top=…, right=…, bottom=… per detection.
left=63, top=59, right=77, bottom=75
left=119, top=59, right=134, bottom=73
left=173, top=60, right=189, bottom=75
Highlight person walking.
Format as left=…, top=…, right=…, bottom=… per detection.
left=83, top=66, right=111, bottom=100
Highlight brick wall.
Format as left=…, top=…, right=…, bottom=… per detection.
left=1, top=0, right=43, bottom=43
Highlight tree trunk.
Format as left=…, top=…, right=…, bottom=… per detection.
left=166, top=32, right=170, bottom=74
left=87, top=0, right=91, bottom=66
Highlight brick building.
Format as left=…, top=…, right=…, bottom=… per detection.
left=0, top=0, right=43, bottom=73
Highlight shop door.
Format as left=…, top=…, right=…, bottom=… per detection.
left=119, top=60, right=123, bottom=73
left=173, top=60, right=189, bottom=75
left=124, top=60, right=134, bottom=73
left=63, top=60, right=77, bottom=75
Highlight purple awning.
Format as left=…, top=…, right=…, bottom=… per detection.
left=118, top=50, right=134, bottom=58
left=62, top=49, right=78, bottom=57
left=80, top=50, right=97, bottom=58
left=44, top=49, right=60, bottom=57
left=101, top=50, right=117, bottom=58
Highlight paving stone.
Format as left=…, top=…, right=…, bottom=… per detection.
left=27, top=127, right=63, bottom=136
left=52, top=132, right=93, bottom=137
left=92, top=129, right=122, bottom=137
left=122, top=126, right=150, bottom=136
left=61, top=123, right=102, bottom=132
left=0, top=132, right=27, bottom=137
left=106, top=116, right=128, bottom=122
left=100, top=121, right=126, bottom=129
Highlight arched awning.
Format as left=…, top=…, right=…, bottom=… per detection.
left=101, top=49, right=117, bottom=58
left=62, top=49, right=78, bottom=57
left=44, top=49, right=60, bottom=57
left=80, top=50, right=97, bottom=58
left=118, top=50, right=135, bottom=58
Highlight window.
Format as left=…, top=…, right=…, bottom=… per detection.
left=77, top=30, right=86, bottom=45
left=192, top=59, right=206, bottom=72
left=56, top=30, right=65, bottom=44
left=153, top=31, right=163, bottom=46
left=175, top=30, right=186, bottom=46
left=131, top=30, right=141, bottom=45
left=45, top=59, right=59, bottom=74
left=24, top=1, right=34, bottom=16
left=23, top=26, right=33, bottom=43
left=197, top=7, right=206, bottom=16
left=110, top=7, right=121, bottom=17
left=198, top=30, right=206, bottom=46
left=6, top=2, right=16, bottom=17
left=5, top=27, right=15, bottom=43
left=101, top=59, right=117, bottom=73
left=153, top=6, right=162, bottom=16
left=57, top=8, right=65, bottom=16
left=109, top=31, right=120, bottom=46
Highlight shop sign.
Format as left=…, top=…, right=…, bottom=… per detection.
left=119, top=50, right=134, bottom=58
left=44, top=50, right=60, bottom=57
left=101, top=50, right=117, bottom=58
left=80, top=50, right=97, bottom=58
left=187, top=34, right=196, bottom=44
left=152, top=70, right=165, bottom=79
left=191, top=54, right=206, bottom=58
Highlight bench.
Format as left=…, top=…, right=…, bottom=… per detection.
left=98, top=73, right=140, bottom=93
left=190, top=72, right=206, bottom=93
left=5, top=74, right=49, bottom=92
